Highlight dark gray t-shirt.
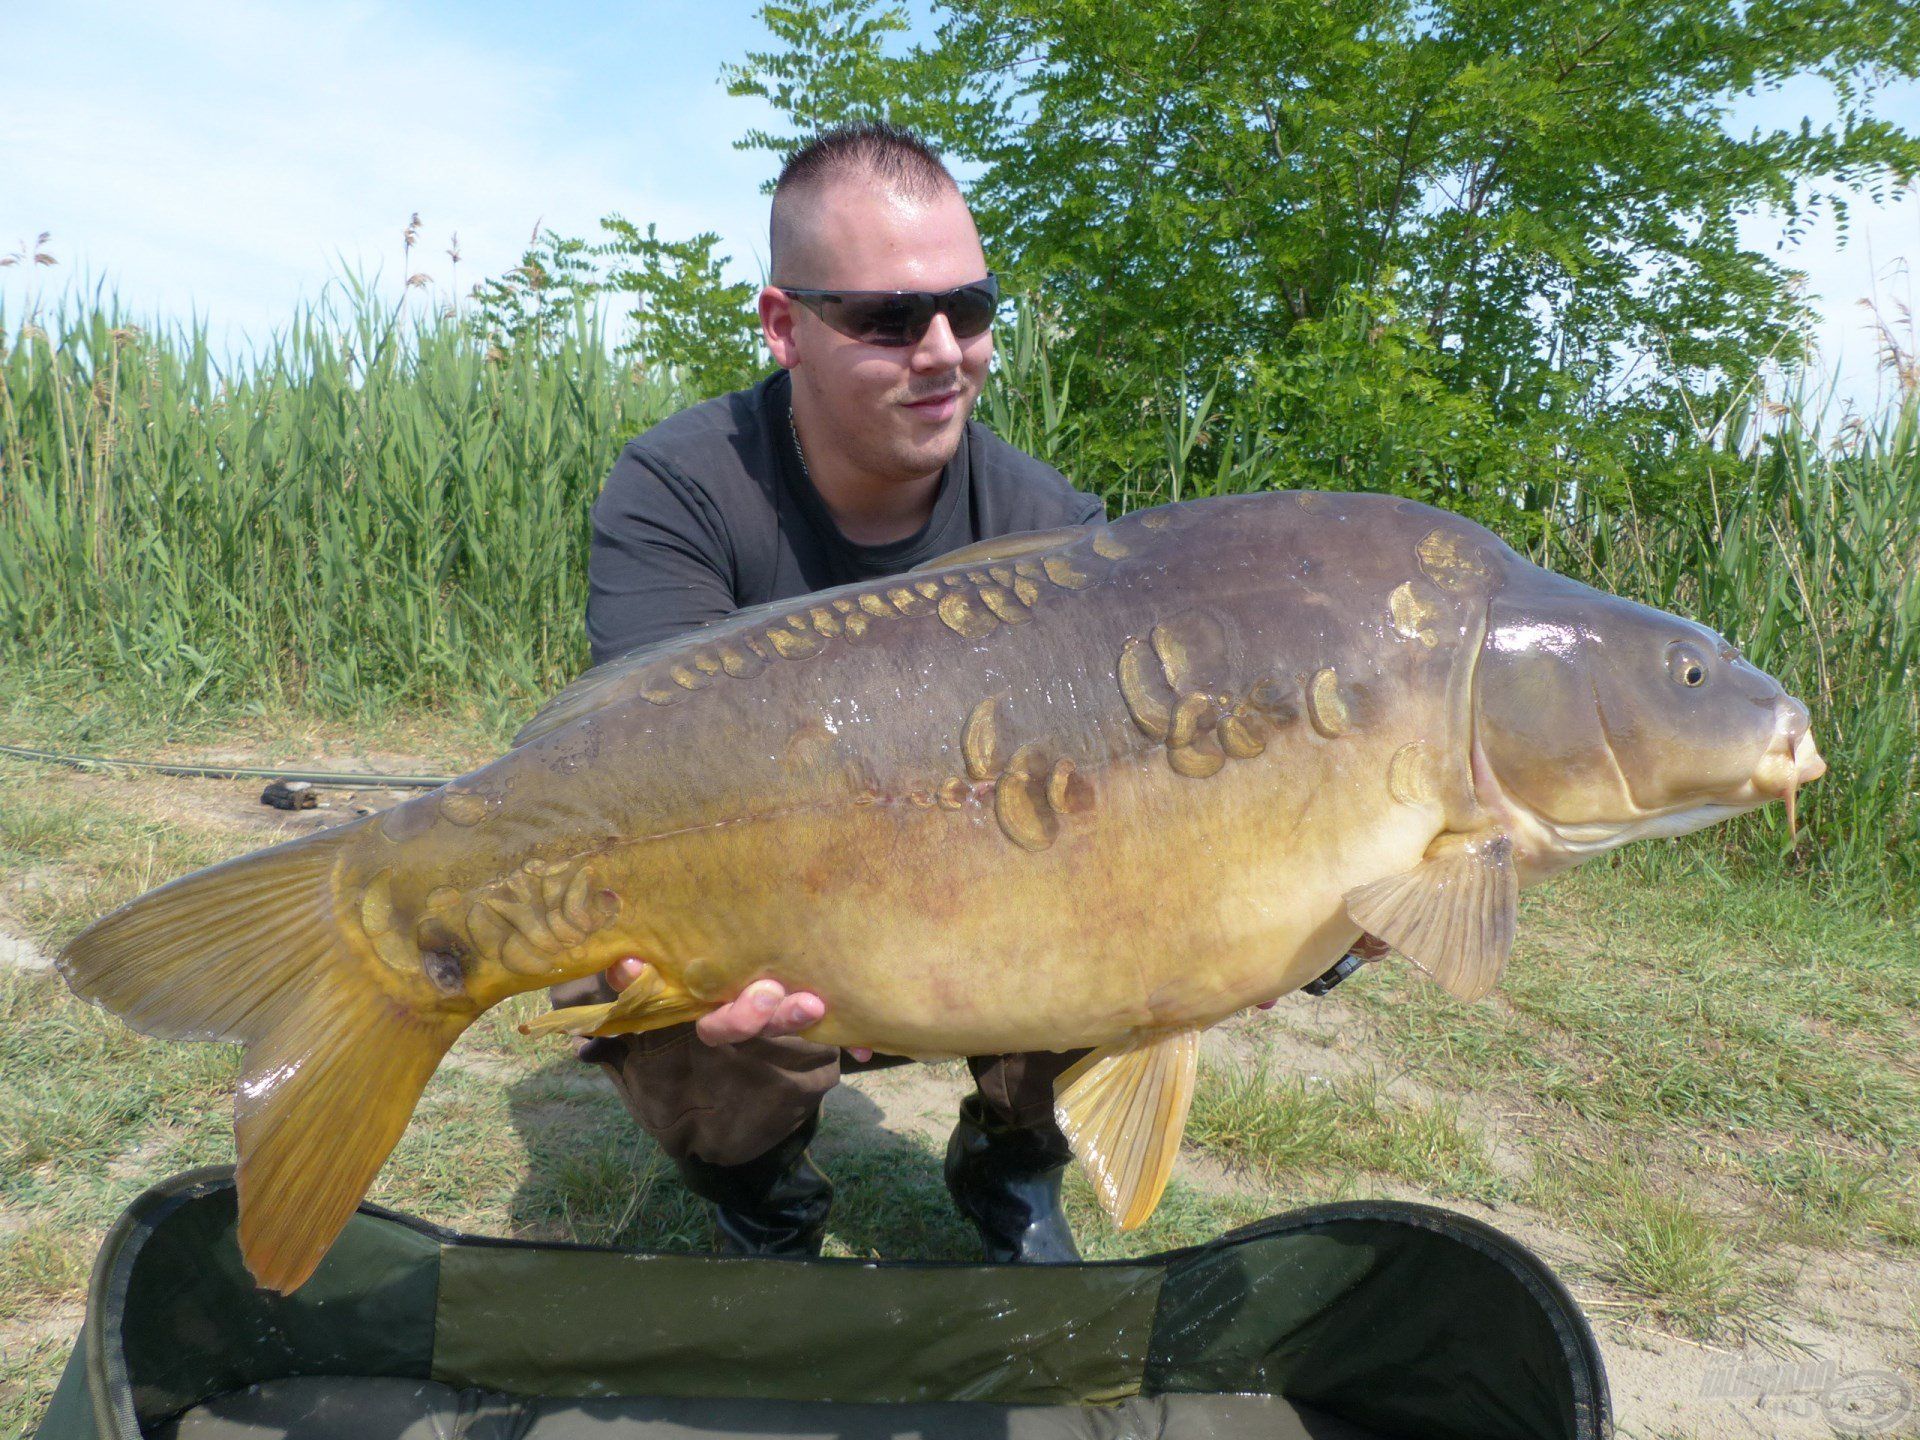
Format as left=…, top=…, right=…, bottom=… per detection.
left=586, top=370, right=1107, bottom=664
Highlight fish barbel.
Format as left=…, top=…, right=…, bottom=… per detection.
left=59, top=492, right=1826, bottom=1291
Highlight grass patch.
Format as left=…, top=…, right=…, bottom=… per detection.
left=0, top=1225, right=92, bottom=1312
left=0, top=756, right=1913, bottom=1428
left=0, top=969, right=238, bottom=1206
left=1737, top=1142, right=1920, bottom=1250
left=1187, top=1061, right=1507, bottom=1202
left=1351, top=863, right=1920, bottom=1154
left=0, top=770, right=244, bottom=947
left=1536, top=1155, right=1766, bottom=1342
left=1, top=1337, right=72, bottom=1440
left=0, top=659, right=516, bottom=770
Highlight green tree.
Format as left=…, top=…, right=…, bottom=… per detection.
left=596, top=217, right=764, bottom=395
left=468, top=227, right=603, bottom=356
left=726, top=0, right=1920, bottom=523
left=468, top=221, right=764, bottom=395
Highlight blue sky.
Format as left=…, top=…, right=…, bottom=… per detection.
left=4, top=0, right=1917, bottom=417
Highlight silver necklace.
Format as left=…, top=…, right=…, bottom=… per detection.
left=788, top=403, right=813, bottom=484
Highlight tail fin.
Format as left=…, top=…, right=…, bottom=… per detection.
left=58, top=823, right=467, bottom=1293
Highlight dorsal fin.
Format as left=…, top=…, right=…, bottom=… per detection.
left=911, top=524, right=1095, bottom=572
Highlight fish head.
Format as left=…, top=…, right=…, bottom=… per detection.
left=1470, top=576, right=1825, bottom=871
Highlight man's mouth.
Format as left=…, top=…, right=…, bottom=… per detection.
left=903, top=389, right=962, bottom=421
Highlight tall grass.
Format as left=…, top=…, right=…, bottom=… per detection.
left=1559, top=397, right=1920, bottom=913
left=2, top=290, right=1914, bottom=908
left=983, top=326, right=1920, bottom=912
left=0, top=289, right=687, bottom=717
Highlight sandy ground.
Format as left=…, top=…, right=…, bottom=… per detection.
left=5, top=759, right=1916, bottom=1439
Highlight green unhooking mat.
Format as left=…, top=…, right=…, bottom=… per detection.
left=37, top=1168, right=1611, bottom=1440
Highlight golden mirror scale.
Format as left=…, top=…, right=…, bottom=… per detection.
left=58, top=491, right=1826, bottom=1292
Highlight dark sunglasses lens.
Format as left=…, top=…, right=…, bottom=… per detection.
left=804, top=279, right=998, bottom=346
left=835, top=294, right=933, bottom=347
left=943, top=283, right=998, bottom=339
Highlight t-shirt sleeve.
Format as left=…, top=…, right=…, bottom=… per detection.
left=966, top=423, right=1109, bottom=534
left=1023, top=458, right=1107, bottom=528
left=1070, top=487, right=1108, bottom=525
left=585, top=444, right=739, bottom=666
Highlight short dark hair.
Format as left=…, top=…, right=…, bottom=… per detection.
left=770, top=123, right=960, bottom=283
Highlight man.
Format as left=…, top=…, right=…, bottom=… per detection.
left=551, top=123, right=1106, bottom=1263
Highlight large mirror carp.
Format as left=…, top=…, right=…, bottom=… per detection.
left=59, top=491, right=1826, bottom=1292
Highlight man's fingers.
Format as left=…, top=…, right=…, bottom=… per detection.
left=604, top=956, right=648, bottom=992
left=694, top=981, right=829, bottom=1046
left=764, top=992, right=825, bottom=1038
left=695, top=980, right=787, bottom=1046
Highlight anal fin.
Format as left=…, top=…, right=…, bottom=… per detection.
left=1053, top=1029, right=1200, bottom=1231
left=1344, top=830, right=1518, bottom=1001
left=521, top=967, right=711, bottom=1039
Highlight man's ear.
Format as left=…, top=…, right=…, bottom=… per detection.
left=760, top=286, right=801, bottom=368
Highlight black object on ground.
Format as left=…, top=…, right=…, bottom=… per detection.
left=37, top=1166, right=1611, bottom=1440
left=258, top=780, right=317, bottom=811
left=0, top=742, right=454, bottom=789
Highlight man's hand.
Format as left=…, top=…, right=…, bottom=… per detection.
left=603, top=959, right=871, bottom=1060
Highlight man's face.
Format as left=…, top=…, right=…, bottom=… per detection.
left=762, top=181, right=993, bottom=484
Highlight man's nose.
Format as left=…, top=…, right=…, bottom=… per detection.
left=912, top=312, right=965, bottom=371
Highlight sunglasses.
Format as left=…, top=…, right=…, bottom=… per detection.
left=780, top=274, right=1000, bottom=348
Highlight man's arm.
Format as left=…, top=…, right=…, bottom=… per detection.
left=586, top=445, right=741, bottom=667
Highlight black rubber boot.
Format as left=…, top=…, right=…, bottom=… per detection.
left=944, top=1092, right=1081, bottom=1263
left=673, top=1113, right=833, bottom=1257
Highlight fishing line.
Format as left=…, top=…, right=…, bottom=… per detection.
left=0, top=742, right=456, bottom=790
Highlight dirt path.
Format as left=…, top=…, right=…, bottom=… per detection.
left=0, top=930, right=49, bottom=972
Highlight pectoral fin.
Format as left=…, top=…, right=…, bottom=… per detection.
left=1344, top=831, right=1518, bottom=1001
left=521, top=968, right=711, bottom=1039
left=1053, top=1028, right=1200, bottom=1231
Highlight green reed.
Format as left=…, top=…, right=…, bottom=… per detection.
left=3, top=291, right=1914, bottom=908
left=0, top=290, right=686, bottom=718
left=1557, top=395, right=1920, bottom=913
left=989, top=319, right=1920, bottom=911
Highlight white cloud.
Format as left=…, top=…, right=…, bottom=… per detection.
left=0, top=0, right=775, bottom=344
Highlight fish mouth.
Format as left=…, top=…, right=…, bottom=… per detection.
left=1468, top=719, right=1827, bottom=870
left=1753, top=726, right=1827, bottom=840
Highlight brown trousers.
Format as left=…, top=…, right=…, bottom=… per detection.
left=552, top=974, right=1084, bottom=1168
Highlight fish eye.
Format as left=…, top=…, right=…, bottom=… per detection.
left=1666, top=641, right=1709, bottom=688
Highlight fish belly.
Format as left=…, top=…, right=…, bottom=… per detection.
left=586, top=729, right=1438, bottom=1057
